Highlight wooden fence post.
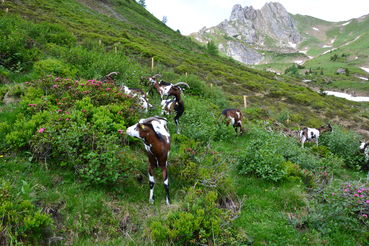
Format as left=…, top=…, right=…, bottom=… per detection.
left=114, top=46, right=117, bottom=54
left=5, top=8, right=9, bottom=13
left=98, top=39, right=102, bottom=46
left=243, top=95, right=247, bottom=108
left=210, top=83, right=213, bottom=89
left=151, top=57, right=154, bottom=71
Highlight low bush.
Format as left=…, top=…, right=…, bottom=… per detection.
left=320, top=126, right=365, bottom=170
left=0, top=179, right=52, bottom=245
left=1, top=76, right=142, bottom=184
left=304, top=181, right=369, bottom=242
left=148, top=187, right=249, bottom=245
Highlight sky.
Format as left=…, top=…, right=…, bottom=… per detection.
left=145, top=0, right=369, bottom=35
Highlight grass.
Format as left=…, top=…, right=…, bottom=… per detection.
left=1, top=0, right=369, bottom=245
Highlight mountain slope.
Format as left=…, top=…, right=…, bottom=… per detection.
left=3, top=0, right=369, bottom=133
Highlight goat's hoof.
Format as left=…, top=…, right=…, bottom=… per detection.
left=149, top=199, right=154, bottom=204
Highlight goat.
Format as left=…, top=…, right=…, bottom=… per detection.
left=221, top=109, right=245, bottom=135
left=148, top=74, right=190, bottom=99
left=101, top=71, right=119, bottom=83
left=160, top=86, right=184, bottom=134
left=126, top=116, right=171, bottom=205
left=359, top=141, right=369, bottom=180
left=120, top=85, right=152, bottom=112
left=299, top=124, right=332, bottom=148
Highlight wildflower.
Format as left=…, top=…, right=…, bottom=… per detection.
left=360, top=195, right=364, bottom=198
left=366, top=200, right=369, bottom=203
left=57, top=109, right=63, bottom=113
left=358, top=190, right=363, bottom=193
left=354, top=194, right=359, bottom=197
left=66, top=118, right=70, bottom=121
left=362, top=214, right=368, bottom=218
left=53, top=84, right=58, bottom=88
left=28, top=104, right=37, bottom=107
left=344, top=189, right=349, bottom=192
left=332, top=193, right=335, bottom=196
left=118, top=129, right=124, bottom=134
left=24, top=82, right=30, bottom=85
left=38, top=128, right=45, bottom=133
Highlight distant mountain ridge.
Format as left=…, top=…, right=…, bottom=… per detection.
left=190, top=2, right=369, bottom=67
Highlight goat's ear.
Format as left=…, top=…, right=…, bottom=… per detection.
left=139, top=124, right=146, bottom=130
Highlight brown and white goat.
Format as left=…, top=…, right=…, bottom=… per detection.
left=148, top=74, right=189, bottom=99
left=299, top=124, right=332, bottom=148
left=221, top=109, right=245, bottom=135
left=120, top=85, right=152, bottom=112
left=160, top=86, right=185, bottom=134
left=126, top=116, right=171, bottom=205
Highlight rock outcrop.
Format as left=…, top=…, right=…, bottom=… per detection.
left=192, top=2, right=303, bottom=65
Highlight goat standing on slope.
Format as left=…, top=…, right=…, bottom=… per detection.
left=148, top=74, right=189, bottom=99
left=126, top=117, right=171, bottom=205
left=299, top=124, right=332, bottom=148
left=161, top=86, right=185, bottom=134
left=221, top=109, right=245, bottom=135
left=120, top=85, right=152, bottom=112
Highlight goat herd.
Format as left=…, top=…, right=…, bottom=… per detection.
left=103, top=72, right=369, bottom=205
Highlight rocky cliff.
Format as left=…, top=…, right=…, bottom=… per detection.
left=191, top=2, right=302, bottom=65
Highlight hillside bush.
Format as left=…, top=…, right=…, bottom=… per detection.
left=0, top=179, right=52, bottom=245
left=304, top=181, right=369, bottom=240
left=1, top=76, right=142, bottom=184
left=236, top=127, right=342, bottom=182
left=320, top=126, right=365, bottom=170
left=149, top=187, right=249, bottom=245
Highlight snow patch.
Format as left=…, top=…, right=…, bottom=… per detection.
left=342, top=21, right=351, bottom=26
left=288, top=41, right=296, bottom=48
left=324, top=91, right=369, bottom=102
left=323, top=45, right=332, bottom=48
left=361, top=67, right=369, bottom=73
left=322, top=48, right=337, bottom=55
left=358, top=76, right=369, bottom=81
left=330, top=38, right=336, bottom=44
left=294, top=60, right=304, bottom=65
left=312, top=27, right=319, bottom=31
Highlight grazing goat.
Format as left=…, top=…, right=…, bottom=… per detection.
left=148, top=74, right=190, bottom=99
left=360, top=141, right=369, bottom=161
left=126, top=116, right=171, bottom=205
left=101, top=71, right=119, bottom=83
left=160, top=86, right=184, bottom=134
left=120, top=85, right=152, bottom=112
left=221, top=109, right=245, bottom=135
left=299, top=124, right=332, bottom=148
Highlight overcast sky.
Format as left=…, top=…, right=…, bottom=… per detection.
left=145, top=0, right=369, bottom=35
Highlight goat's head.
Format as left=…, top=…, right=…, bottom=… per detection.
left=167, top=85, right=182, bottom=98
left=148, top=74, right=161, bottom=85
left=127, top=116, right=169, bottom=141
left=319, top=124, right=332, bottom=133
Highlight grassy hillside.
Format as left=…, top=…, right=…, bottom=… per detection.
left=1, top=0, right=369, bottom=245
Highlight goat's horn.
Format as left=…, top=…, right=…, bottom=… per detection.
left=174, top=82, right=190, bottom=88
left=140, top=116, right=167, bottom=124
left=152, top=74, right=161, bottom=78
left=106, top=72, right=119, bottom=77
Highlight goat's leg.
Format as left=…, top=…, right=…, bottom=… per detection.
left=174, top=116, right=180, bottom=134
left=148, top=166, right=155, bottom=204
left=301, top=136, right=306, bottom=148
left=162, top=167, right=170, bottom=205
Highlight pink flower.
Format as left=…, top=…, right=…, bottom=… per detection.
left=344, top=189, right=349, bottom=192
left=354, top=194, right=359, bottom=197
left=106, top=88, right=111, bottom=91
left=366, top=200, right=369, bottom=203
left=28, top=104, right=37, bottom=107
left=66, top=118, right=70, bottom=121
left=362, top=214, right=368, bottom=218
left=57, top=109, right=63, bottom=113
left=118, top=129, right=124, bottom=134
left=53, top=84, right=58, bottom=88
left=332, top=193, right=335, bottom=196
left=38, top=128, right=45, bottom=133
left=358, top=190, right=362, bottom=193
left=360, top=195, right=364, bottom=198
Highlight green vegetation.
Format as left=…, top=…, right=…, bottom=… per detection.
left=1, top=0, right=369, bottom=245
